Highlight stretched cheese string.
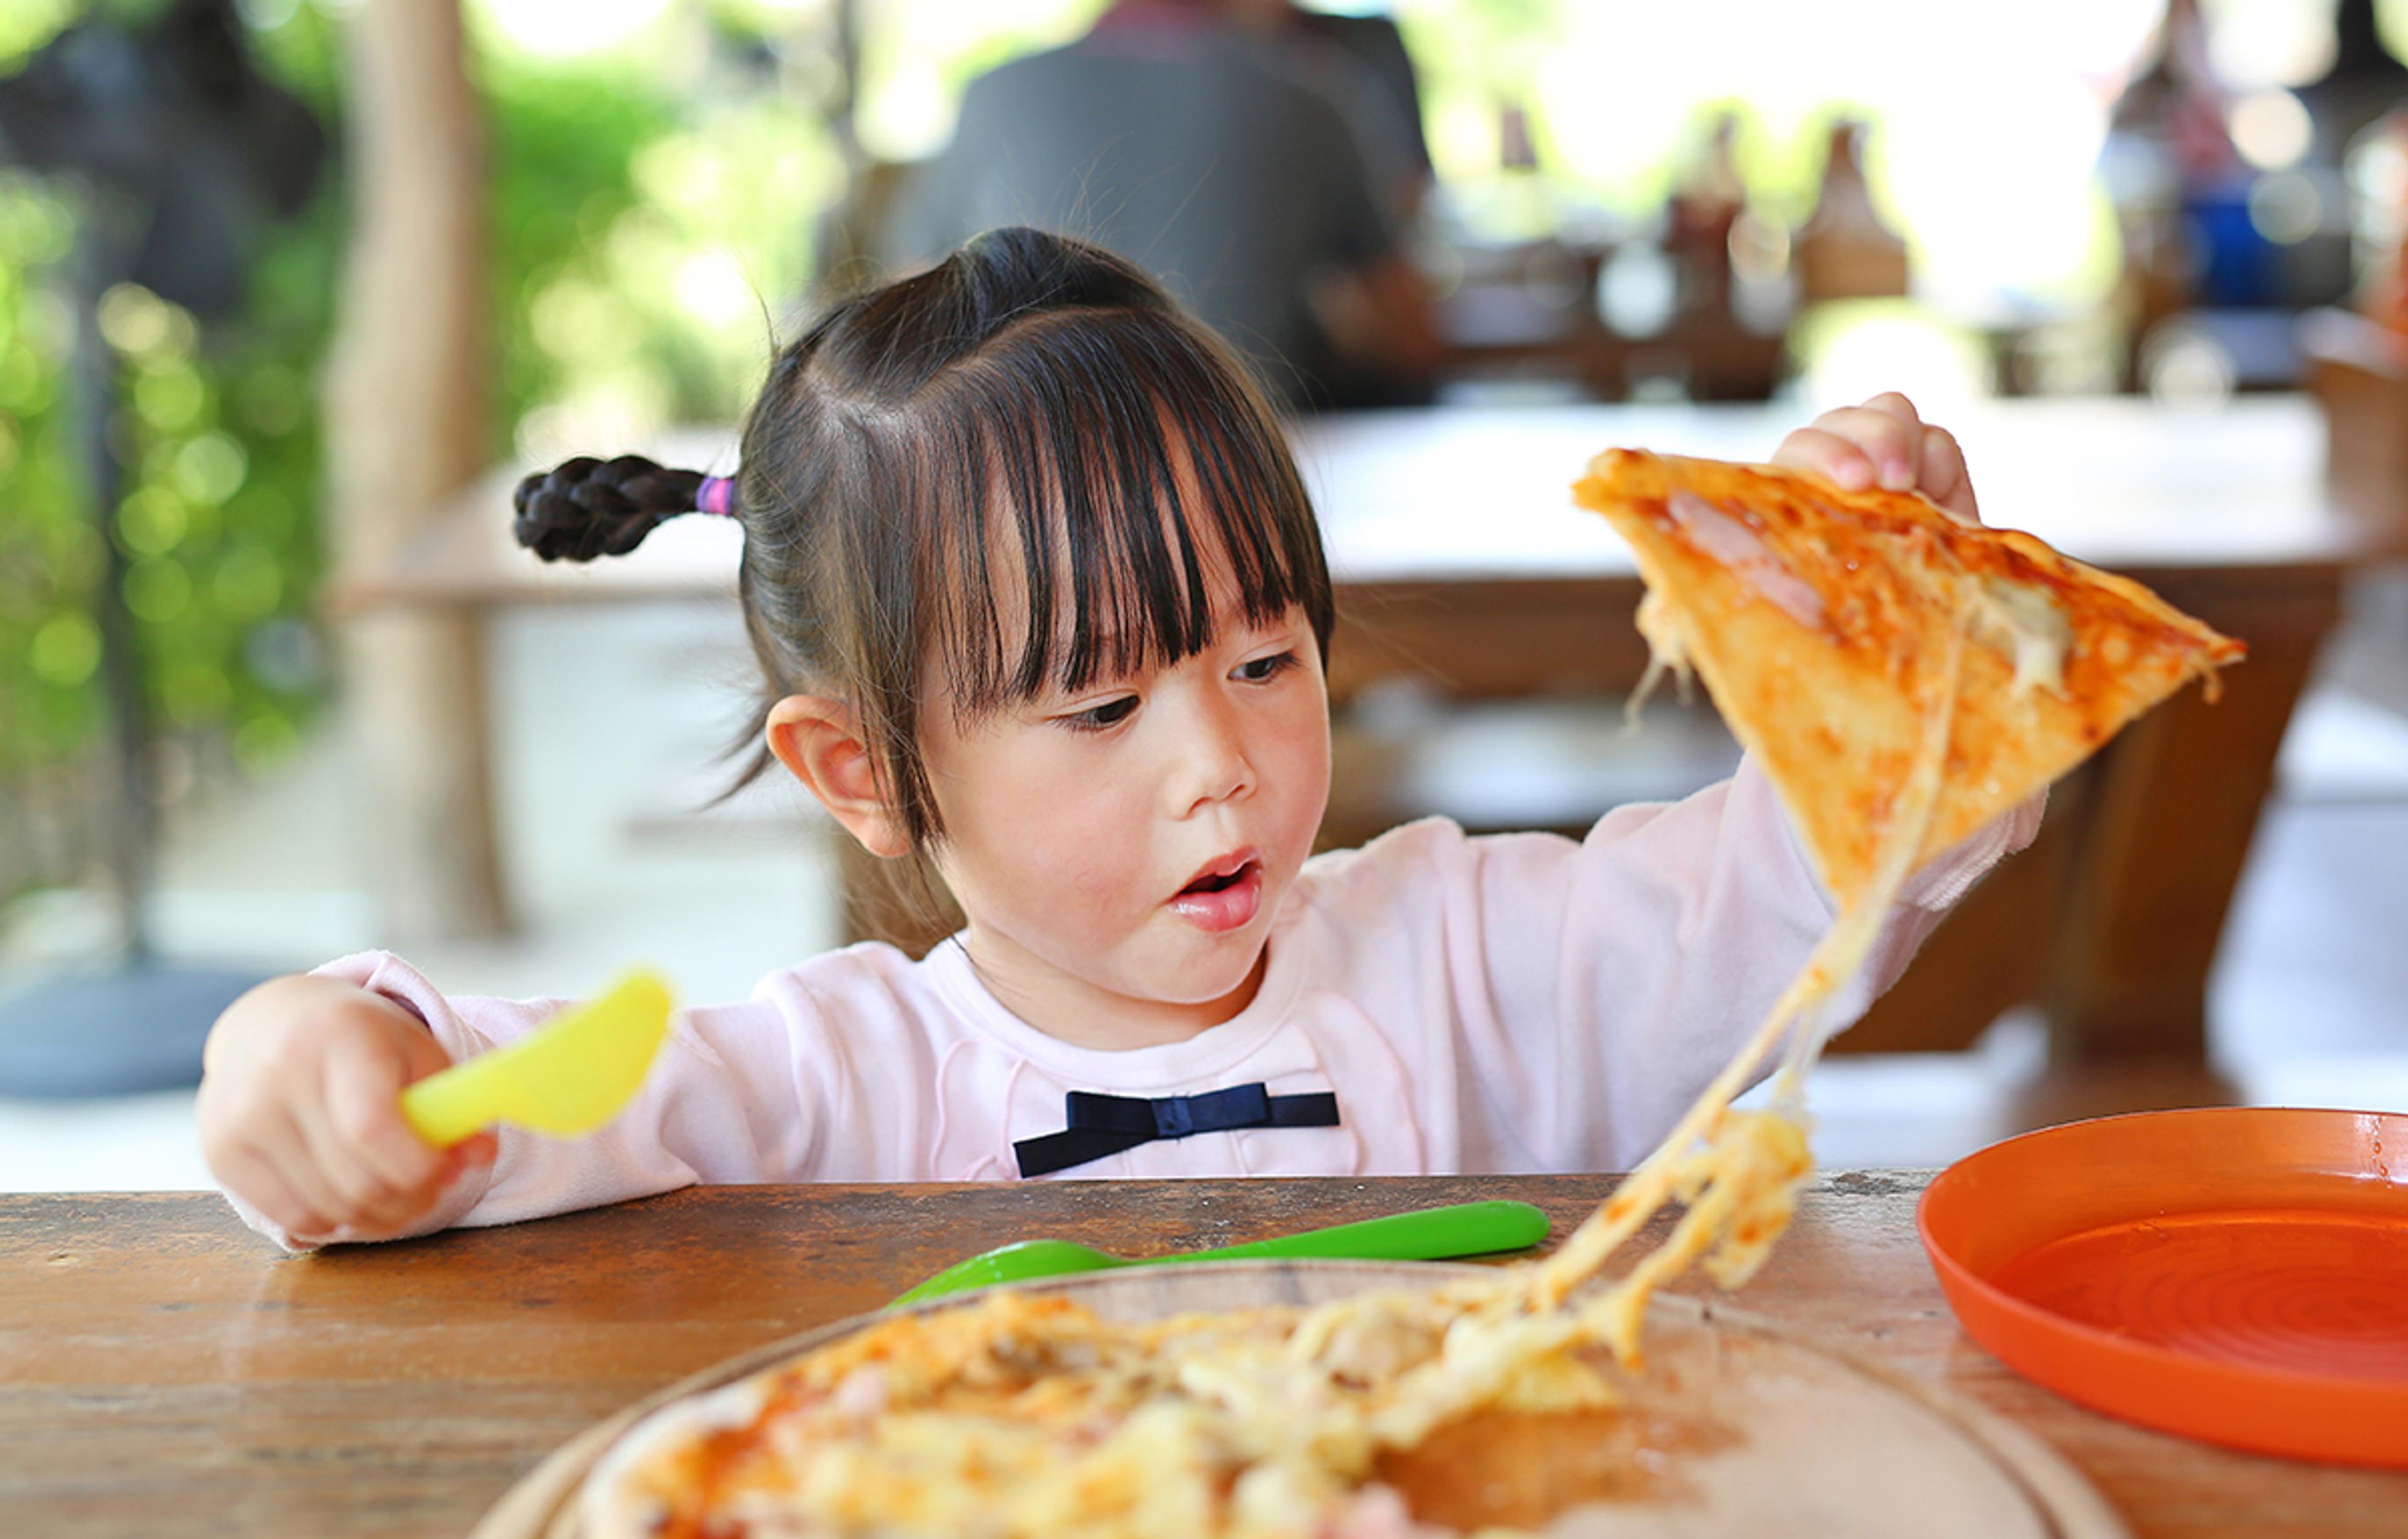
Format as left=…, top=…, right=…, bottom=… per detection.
left=1622, top=591, right=1691, bottom=728
left=1524, top=618, right=1970, bottom=1355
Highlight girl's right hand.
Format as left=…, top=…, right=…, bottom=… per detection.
left=198, top=974, right=497, bottom=1244
left=1772, top=391, right=1979, bottom=523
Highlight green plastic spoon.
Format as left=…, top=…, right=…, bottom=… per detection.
left=890, top=1198, right=1550, bottom=1307
left=399, top=970, right=674, bottom=1147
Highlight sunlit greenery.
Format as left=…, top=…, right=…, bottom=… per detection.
left=0, top=3, right=342, bottom=911
left=0, top=0, right=832, bottom=911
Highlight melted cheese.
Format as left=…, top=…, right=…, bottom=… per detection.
left=1965, top=576, right=2071, bottom=699
left=1624, top=589, right=1692, bottom=727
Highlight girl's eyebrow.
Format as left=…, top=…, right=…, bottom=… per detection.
left=1025, top=630, right=1139, bottom=694
left=1033, top=613, right=1276, bottom=692
left=1064, top=605, right=1288, bottom=664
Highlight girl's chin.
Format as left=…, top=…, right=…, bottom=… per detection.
left=1149, top=932, right=1273, bottom=1012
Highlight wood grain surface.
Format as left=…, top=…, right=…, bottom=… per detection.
left=6, top=1175, right=2405, bottom=1538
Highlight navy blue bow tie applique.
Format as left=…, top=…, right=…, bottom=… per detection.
left=1013, top=1083, right=1341, bottom=1178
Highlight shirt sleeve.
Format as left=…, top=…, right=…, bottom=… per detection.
left=1404, top=759, right=2043, bottom=1173
left=218, top=951, right=822, bottom=1252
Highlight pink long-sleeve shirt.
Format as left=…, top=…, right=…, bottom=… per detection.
left=228, top=763, right=2041, bottom=1251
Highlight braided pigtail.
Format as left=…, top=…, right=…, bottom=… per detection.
left=511, top=454, right=731, bottom=563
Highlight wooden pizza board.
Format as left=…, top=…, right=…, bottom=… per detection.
left=473, top=1260, right=2128, bottom=1539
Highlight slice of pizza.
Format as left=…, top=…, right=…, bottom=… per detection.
left=1571, top=449, right=2244, bottom=911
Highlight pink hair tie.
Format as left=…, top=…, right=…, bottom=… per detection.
left=695, top=474, right=737, bottom=516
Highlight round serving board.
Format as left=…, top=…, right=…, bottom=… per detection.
left=473, top=1260, right=2126, bottom=1539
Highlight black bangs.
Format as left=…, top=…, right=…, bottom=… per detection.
left=912, top=309, right=1334, bottom=719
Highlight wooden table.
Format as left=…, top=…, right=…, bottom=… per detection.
left=335, top=396, right=2367, bottom=1074
left=6, top=1177, right=2404, bottom=1537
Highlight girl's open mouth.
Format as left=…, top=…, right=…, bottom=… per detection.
left=1168, top=855, right=1264, bottom=933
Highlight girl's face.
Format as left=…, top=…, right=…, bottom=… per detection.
left=922, top=590, right=1332, bottom=1049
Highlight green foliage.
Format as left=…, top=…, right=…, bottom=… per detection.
left=0, top=181, right=91, bottom=777
left=0, top=0, right=837, bottom=910
left=487, top=61, right=681, bottom=430
left=0, top=4, right=342, bottom=917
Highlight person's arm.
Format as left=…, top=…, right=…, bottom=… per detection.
left=1366, top=753, right=2035, bottom=1179
left=201, top=951, right=819, bottom=1251
left=1311, top=251, right=1444, bottom=380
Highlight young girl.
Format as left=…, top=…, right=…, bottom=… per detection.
left=199, top=227, right=2034, bottom=1250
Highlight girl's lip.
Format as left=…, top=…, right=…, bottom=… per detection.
left=1175, top=847, right=1262, bottom=897
left=1166, top=859, right=1265, bottom=933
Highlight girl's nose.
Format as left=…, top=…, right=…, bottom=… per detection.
left=1172, top=695, right=1255, bottom=815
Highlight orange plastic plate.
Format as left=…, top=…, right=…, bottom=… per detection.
left=1918, top=1107, right=2408, bottom=1467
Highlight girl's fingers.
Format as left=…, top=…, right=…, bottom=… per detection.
left=279, top=1051, right=490, bottom=1240
left=1777, top=394, right=1981, bottom=517
left=392, top=1131, right=495, bottom=1225
left=1802, top=401, right=1926, bottom=490
left=219, top=1144, right=332, bottom=1240
left=289, top=1094, right=421, bottom=1233
left=446, top=1130, right=500, bottom=1177
left=1857, top=389, right=1923, bottom=423
left=1773, top=425, right=1881, bottom=491
left=261, top=1109, right=356, bottom=1236
left=322, top=1035, right=448, bottom=1196
left=1918, top=423, right=1980, bottom=523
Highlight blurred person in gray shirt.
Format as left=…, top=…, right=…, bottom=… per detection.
left=883, top=0, right=1440, bottom=409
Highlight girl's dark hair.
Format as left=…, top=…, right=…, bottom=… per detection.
left=510, top=226, right=1334, bottom=856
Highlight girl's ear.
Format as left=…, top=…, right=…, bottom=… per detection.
left=765, top=695, right=909, bottom=859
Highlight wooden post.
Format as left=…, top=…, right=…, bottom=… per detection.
left=321, top=0, right=508, bottom=938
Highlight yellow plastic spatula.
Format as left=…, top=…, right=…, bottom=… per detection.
left=398, top=970, right=674, bottom=1147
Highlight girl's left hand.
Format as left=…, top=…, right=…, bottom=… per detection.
left=1772, top=391, right=1979, bottom=524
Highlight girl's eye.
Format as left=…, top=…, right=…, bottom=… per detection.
left=1234, top=650, right=1299, bottom=684
left=1064, top=695, right=1139, bottom=731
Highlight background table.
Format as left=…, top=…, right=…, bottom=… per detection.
left=337, top=397, right=2367, bottom=1082
left=6, top=1176, right=2405, bottom=1537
